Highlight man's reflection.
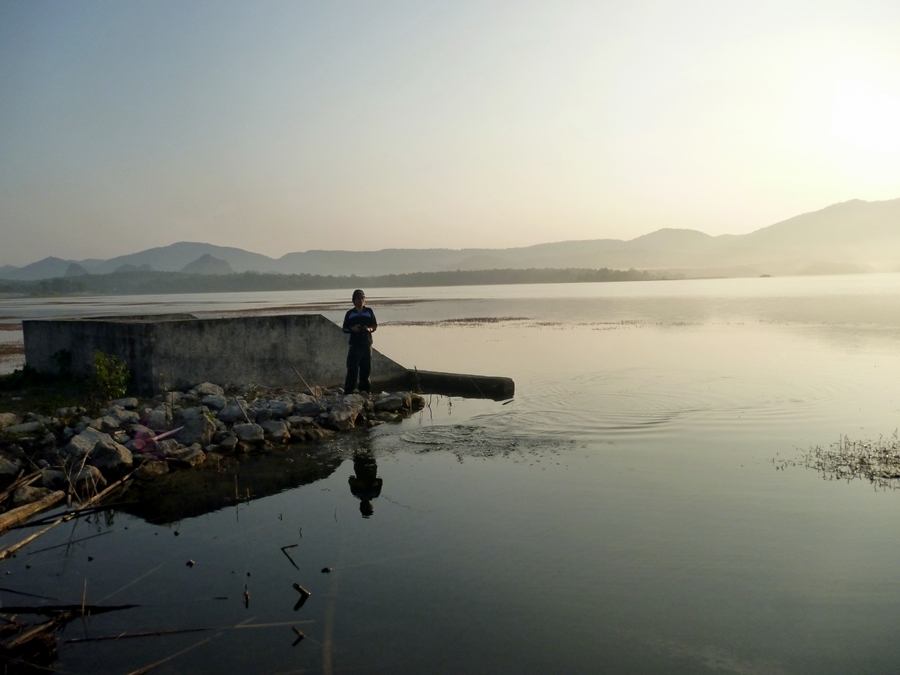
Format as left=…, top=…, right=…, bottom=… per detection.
left=348, top=450, right=383, bottom=518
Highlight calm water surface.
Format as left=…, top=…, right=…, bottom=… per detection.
left=2, top=275, right=900, bottom=673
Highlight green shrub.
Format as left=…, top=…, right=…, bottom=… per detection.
left=92, top=351, right=130, bottom=402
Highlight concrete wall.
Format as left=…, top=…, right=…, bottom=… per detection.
left=24, top=314, right=408, bottom=394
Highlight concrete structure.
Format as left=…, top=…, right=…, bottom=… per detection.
left=23, top=314, right=514, bottom=399
left=23, top=314, right=407, bottom=394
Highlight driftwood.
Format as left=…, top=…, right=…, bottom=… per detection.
left=1, top=612, right=73, bottom=651
left=0, top=491, right=65, bottom=535
left=0, top=471, right=134, bottom=561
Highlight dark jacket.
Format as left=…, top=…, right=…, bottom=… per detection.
left=342, top=307, right=377, bottom=346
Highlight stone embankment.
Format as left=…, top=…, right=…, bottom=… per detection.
left=0, top=383, right=425, bottom=513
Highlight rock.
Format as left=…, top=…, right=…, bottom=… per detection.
left=86, top=440, right=133, bottom=475
left=107, top=406, right=140, bottom=426
left=0, top=456, right=22, bottom=479
left=260, top=420, right=289, bottom=443
left=135, top=460, right=169, bottom=479
left=249, top=402, right=271, bottom=422
left=175, top=407, right=216, bottom=446
left=12, top=486, right=53, bottom=506
left=63, top=427, right=133, bottom=475
left=286, top=415, right=315, bottom=428
left=322, top=395, right=366, bottom=431
left=0, top=413, right=21, bottom=429
left=111, top=397, right=139, bottom=410
left=218, top=435, right=239, bottom=453
left=73, top=465, right=106, bottom=490
left=129, top=423, right=155, bottom=438
left=304, top=427, right=334, bottom=441
left=166, top=444, right=206, bottom=468
left=192, top=382, right=224, bottom=397
left=266, top=400, right=294, bottom=419
left=144, top=408, right=170, bottom=433
left=233, top=423, right=264, bottom=445
left=157, top=439, right=181, bottom=454
left=410, top=394, right=426, bottom=410
left=343, top=393, right=368, bottom=408
left=41, top=469, right=67, bottom=489
left=54, top=406, right=85, bottom=419
left=201, top=394, right=227, bottom=411
left=88, top=415, right=121, bottom=432
left=293, top=395, right=323, bottom=416
left=374, top=393, right=405, bottom=413
left=4, top=421, right=44, bottom=436
left=63, top=427, right=109, bottom=459
left=163, top=391, right=186, bottom=405
left=217, top=402, right=248, bottom=424
left=322, top=404, right=359, bottom=431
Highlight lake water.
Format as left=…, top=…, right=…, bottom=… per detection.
left=3, top=274, right=900, bottom=673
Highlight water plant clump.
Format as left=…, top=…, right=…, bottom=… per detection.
left=780, top=432, right=900, bottom=489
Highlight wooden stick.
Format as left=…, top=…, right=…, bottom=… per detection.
left=65, top=627, right=209, bottom=643
left=291, top=366, right=321, bottom=400
left=125, top=617, right=256, bottom=675
left=65, top=620, right=315, bottom=643
left=0, top=471, right=40, bottom=505
left=0, top=603, right=137, bottom=616
left=234, top=397, right=251, bottom=423
left=10, top=502, right=133, bottom=529
left=0, top=471, right=134, bottom=561
left=0, top=491, right=65, bottom=535
left=26, top=530, right=111, bottom=555
left=0, top=587, right=58, bottom=601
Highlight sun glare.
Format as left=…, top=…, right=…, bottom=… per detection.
left=829, top=79, right=900, bottom=159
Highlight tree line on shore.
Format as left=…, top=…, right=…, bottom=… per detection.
left=0, top=267, right=665, bottom=297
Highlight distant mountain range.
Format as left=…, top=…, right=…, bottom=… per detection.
left=2, top=198, right=899, bottom=281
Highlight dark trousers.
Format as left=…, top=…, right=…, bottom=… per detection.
left=345, top=344, right=372, bottom=393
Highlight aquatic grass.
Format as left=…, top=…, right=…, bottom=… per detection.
left=778, top=432, right=900, bottom=489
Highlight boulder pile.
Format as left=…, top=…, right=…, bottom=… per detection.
left=0, top=383, right=426, bottom=509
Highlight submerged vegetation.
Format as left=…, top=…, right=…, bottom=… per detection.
left=0, top=266, right=663, bottom=297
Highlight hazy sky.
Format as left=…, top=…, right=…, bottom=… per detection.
left=1, top=1, right=899, bottom=265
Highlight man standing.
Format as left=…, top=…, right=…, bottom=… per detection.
left=342, top=289, right=377, bottom=393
